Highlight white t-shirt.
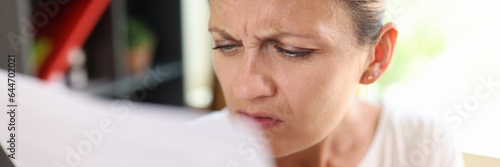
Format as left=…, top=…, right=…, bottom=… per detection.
left=357, top=103, right=464, bottom=167
left=190, top=103, right=464, bottom=167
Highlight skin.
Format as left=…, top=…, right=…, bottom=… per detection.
left=208, top=0, right=398, bottom=166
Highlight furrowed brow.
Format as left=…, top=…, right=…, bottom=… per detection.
left=209, top=27, right=237, bottom=40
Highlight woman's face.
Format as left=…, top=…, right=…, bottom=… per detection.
left=209, top=0, right=373, bottom=157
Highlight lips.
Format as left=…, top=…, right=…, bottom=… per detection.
left=237, top=110, right=283, bottom=130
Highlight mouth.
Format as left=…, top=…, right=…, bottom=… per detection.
left=237, top=110, right=284, bottom=130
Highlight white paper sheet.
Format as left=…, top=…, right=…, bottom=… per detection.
left=0, top=70, right=274, bottom=167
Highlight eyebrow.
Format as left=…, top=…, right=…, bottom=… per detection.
left=209, top=27, right=316, bottom=41
left=209, top=27, right=237, bottom=40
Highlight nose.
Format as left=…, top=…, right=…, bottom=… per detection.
left=232, top=50, right=276, bottom=100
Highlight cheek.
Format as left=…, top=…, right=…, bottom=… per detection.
left=213, top=54, right=238, bottom=105
left=279, top=61, right=353, bottom=117
left=281, top=71, right=343, bottom=130
left=267, top=61, right=358, bottom=155
left=275, top=57, right=359, bottom=138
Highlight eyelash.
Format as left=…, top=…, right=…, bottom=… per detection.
left=212, top=44, right=240, bottom=52
left=274, top=46, right=313, bottom=59
left=213, top=44, right=313, bottom=60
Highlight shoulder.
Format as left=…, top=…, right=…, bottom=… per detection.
left=373, top=102, right=463, bottom=167
left=382, top=103, right=442, bottom=143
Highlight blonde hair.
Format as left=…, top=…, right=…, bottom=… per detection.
left=337, top=0, right=386, bottom=45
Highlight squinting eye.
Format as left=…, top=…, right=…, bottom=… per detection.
left=274, top=45, right=313, bottom=59
left=213, top=44, right=240, bottom=52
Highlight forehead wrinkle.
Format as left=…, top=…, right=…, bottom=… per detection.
left=241, top=4, right=248, bottom=41
left=209, top=1, right=233, bottom=28
left=239, top=1, right=293, bottom=42
left=240, top=0, right=270, bottom=43
left=210, top=0, right=357, bottom=48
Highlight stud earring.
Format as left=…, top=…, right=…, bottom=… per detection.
left=367, top=72, right=378, bottom=80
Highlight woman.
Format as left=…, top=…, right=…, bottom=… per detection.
left=196, top=0, right=464, bottom=166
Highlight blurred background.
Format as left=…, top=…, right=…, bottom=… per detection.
left=0, top=0, right=499, bottom=165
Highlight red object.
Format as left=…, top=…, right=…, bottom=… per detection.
left=36, top=0, right=111, bottom=81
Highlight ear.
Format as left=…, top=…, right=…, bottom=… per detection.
left=360, top=22, right=398, bottom=85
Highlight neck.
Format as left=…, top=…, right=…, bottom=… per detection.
left=275, top=98, right=381, bottom=167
